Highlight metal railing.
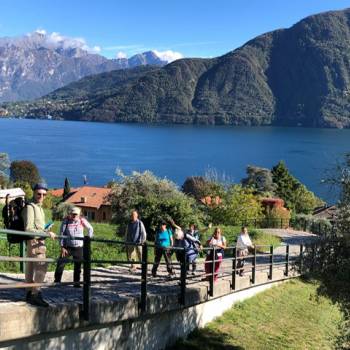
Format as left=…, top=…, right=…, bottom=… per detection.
left=0, top=228, right=308, bottom=321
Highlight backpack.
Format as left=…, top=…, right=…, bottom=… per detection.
left=6, top=202, right=34, bottom=244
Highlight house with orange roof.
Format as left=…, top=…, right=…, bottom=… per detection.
left=59, top=186, right=112, bottom=222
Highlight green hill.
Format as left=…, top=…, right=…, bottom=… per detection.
left=4, top=8, right=350, bottom=127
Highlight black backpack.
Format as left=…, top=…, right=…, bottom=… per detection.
left=4, top=200, right=33, bottom=244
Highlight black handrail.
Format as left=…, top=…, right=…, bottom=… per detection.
left=0, top=228, right=312, bottom=322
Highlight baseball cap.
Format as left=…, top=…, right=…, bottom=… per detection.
left=70, top=207, right=81, bottom=215
left=33, top=183, right=48, bottom=191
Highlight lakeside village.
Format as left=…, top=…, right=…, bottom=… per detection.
left=0, top=155, right=334, bottom=236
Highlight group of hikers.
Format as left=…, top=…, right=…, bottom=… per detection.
left=125, top=210, right=254, bottom=281
left=2, top=182, right=255, bottom=307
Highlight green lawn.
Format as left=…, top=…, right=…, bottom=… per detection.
left=170, top=279, right=345, bottom=350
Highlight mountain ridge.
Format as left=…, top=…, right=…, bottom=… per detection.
left=3, top=8, right=350, bottom=127
left=0, top=31, right=167, bottom=102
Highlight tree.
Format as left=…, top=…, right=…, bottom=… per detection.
left=110, top=170, right=204, bottom=238
left=14, top=181, right=33, bottom=199
left=63, top=177, right=71, bottom=199
left=294, top=184, right=323, bottom=214
left=182, top=176, right=224, bottom=201
left=10, top=160, right=41, bottom=187
left=271, top=161, right=322, bottom=214
left=0, top=153, right=10, bottom=188
left=241, top=165, right=277, bottom=195
left=211, top=185, right=264, bottom=225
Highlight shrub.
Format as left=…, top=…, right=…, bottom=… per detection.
left=292, top=214, right=332, bottom=235
left=110, top=170, right=204, bottom=239
left=265, top=206, right=291, bottom=228
left=14, top=181, right=33, bottom=200
left=52, top=202, right=74, bottom=221
left=210, top=185, right=264, bottom=225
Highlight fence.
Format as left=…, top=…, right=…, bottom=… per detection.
left=0, top=228, right=308, bottom=321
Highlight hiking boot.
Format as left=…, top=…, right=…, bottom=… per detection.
left=151, top=271, right=157, bottom=278
left=27, top=292, right=49, bottom=307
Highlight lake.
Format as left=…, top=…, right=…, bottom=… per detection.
left=0, top=118, right=349, bottom=203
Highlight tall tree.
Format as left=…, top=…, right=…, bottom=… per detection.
left=241, top=165, right=277, bottom=195
left=10, top=160, right=41, bottom=187
left=63, top=177, right=71, bottom=199
left=271, top=161, right=322, bottom=214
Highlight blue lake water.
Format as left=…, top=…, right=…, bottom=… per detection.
left=0, top=118, right=349, bottom=203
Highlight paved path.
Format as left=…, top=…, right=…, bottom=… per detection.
left=0, top=229, right=316, bottom=305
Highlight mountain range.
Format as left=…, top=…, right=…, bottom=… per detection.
left=3, top=8, right=350, bottom=128
left=0, top=31, right=166, bottom=102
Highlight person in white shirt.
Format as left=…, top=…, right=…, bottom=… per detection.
left=54, top=207, right=94, bottom=287
left=236, top=226, right=254, bottom=276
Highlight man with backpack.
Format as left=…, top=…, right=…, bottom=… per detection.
left=54, top=207, right=93, bottom=287
left=22, top=183, right=56, bottom=307
left=124, top=210, right=147, bottom=273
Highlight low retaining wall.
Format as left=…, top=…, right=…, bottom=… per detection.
left=0, top=268, right=297, bottom=350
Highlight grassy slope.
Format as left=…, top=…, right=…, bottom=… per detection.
left=170, top=279, right=344, bottom=350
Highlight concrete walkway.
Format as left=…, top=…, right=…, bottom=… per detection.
left=0, top=228, right=316, bottom=305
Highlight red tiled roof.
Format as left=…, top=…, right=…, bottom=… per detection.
left=63, top=186, right=112, bottom=209
left=261, top=198, right=285, bottom=207
left=50, top=188, right=79, bottom=197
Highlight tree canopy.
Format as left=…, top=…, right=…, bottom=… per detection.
left=10, top=160, right=41, bottom=187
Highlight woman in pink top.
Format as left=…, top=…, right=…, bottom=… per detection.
left=205, top=227, right=227, bottom=281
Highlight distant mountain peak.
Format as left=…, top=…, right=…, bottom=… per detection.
left=0, top=32, right=170, bottom=102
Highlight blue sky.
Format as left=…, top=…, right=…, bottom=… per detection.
left=1, top=0, right=350, bottom=60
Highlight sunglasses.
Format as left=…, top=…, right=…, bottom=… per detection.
left=36, top=192, right=47, bottom=197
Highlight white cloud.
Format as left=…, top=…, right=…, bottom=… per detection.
left=28, top=29, right=101, bottom=53
left=153, top=50, right=183, bottom=63
left=116, top=51, right=127, bottom=59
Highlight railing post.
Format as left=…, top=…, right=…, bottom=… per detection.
left=299, top=244, right=303, bottom=274
left=179, top=248, right=187, bottom=305
left=83, top=236, right=91, bottom=321
left=311, top=243, right=316, bottom=272
left=269, top=245, right=273, bottom=280
left=232, top=247, right=237, bottom=290
left=20, top=241, right=26, bottom=273
left=252, top=246, right=256, bottom=284
left=209, top=247, right=215, bottom=297
left=140, top=242, right=148, bottom=313
left=285, top=244, right=289, bottom=276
